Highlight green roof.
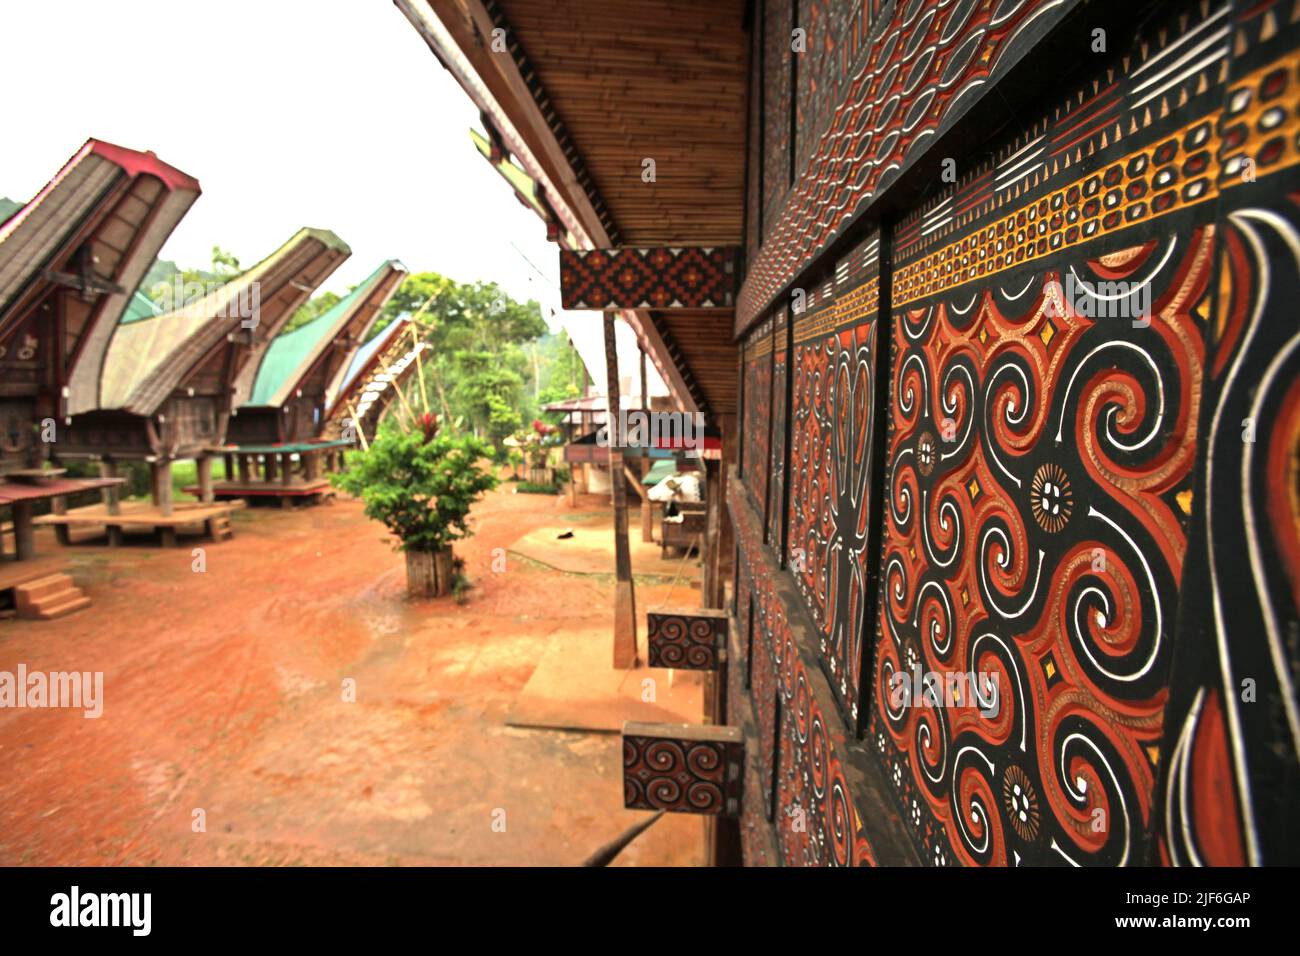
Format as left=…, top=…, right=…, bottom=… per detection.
left=121, top=289, right=160, bottom=325
left=248, top=261, right=396, bottom=408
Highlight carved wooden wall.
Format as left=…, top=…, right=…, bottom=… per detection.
left=731, top=0, right=1300, bottom=866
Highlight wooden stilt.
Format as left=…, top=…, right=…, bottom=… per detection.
left=100, top=459, right=121, bottom=516
left=280, top=453, right=293, bottom=486
left=12, top=502, right=36, bottom=560
left=237, top=454, right=251, bottom=484
left=605, top=313, right=637, bottom=669
left=197, top=455, right=214, bottom=504
left=151, top=460, right=174, bottom=518
left=51, top=495, right=70, bottom=546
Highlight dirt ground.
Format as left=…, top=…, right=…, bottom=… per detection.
left=0, top=482, right=706, bottom=866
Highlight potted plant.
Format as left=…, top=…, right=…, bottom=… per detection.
left=332, top=413, right=497, bottom=598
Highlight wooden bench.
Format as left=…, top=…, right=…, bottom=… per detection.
left=33, top=500, right=245, bottom=547
left=660, top=501, right=706, bottom=558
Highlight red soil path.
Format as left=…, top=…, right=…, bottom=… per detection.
left=0, top=485, right=704, bottom=866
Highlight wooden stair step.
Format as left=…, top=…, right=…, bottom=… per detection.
left=15, top=573, right=73, bottom=602
left=13, top=575, right=91, bottom=620
left=31, top=586, right=83, bottom=609
left=36, top=594, right=91, bottom=620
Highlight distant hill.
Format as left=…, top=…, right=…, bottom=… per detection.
left=0, top=196, right=21, bottom=225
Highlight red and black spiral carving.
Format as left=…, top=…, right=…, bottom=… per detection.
left=742, top=321, right=774, bottom=515
left=731, top=477, right=877, bottom=866
left=623, top=732, right=744, bottom=816
left=647, top=611, right=726, bottom=671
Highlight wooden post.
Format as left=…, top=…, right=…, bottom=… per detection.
left=100, top=459, right=121, bottom=516
left=151, top=460, right=174, bottom=518
left=224, top=453, right=235, bottom=480
left=12, top=501, right=36, bottom=560
left=264, top=454, right=277, bottom=483
left=237, top=454, right=251, bottom=484
left=52, top=495, right=70, bottom=546
left=624, top=462, right=654, bottom=544
left=280, top=453, right=294, bottom=486
left=605, top=313, right=637, bottom=669
left=197, top=455, right=214, bottom=504
left=703, top=458, right=724, bottom=609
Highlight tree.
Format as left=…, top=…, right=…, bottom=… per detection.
left=372, top=272, right=547, bottom=456
left=331, top=414, right=498, bottom=598
left=144, top=245, right=243, bottom=310
left=282, top=289, right=342, bottom=335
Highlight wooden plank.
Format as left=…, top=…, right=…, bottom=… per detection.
left=34, top=499, right=243, bottom=529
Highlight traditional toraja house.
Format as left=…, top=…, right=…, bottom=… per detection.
left=0, top=138, right=201, bottom=472
left=0, top=139, right=195, bottom=615
left=405, top=1, right=1300, bottom=866
left=209, top=260, right=408, bottom=502
left=55, top=227, right=351, bottom=524
left=320, top=316, right=431, bottom=447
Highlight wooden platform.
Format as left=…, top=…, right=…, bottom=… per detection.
left=0, top=555, right=69, bottom=595
left=185, top=479, right=335, bottom=507
left=32, top=500, right=244, bottom=547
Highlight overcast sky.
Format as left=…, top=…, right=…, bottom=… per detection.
left=0, top=0, right=561, bottom=310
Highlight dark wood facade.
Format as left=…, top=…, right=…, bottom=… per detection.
left=0, top=140, right=199, bottom=476
left=405, top=0, right=1300, bottom=865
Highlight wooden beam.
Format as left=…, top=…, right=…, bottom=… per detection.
left=704, top=457, right=722, bottom=609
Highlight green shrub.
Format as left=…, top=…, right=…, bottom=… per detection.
left=331, top=421, right=497, bottom=553
left=516, top=481, right=559, bottom=495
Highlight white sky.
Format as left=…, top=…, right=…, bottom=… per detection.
left=0, top=0, right=561, bottom=310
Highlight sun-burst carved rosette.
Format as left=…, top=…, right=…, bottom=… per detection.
left=647, top=609, right=727, bottom=671
left=622, top=725, right=744, bottom=816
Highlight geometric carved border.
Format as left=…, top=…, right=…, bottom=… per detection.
left=560, top=247, right=738, bottom=309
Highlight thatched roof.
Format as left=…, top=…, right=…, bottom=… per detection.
left=100, top=227, right=350, bottom=415
left=0, top=138, right=201, bottom=415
